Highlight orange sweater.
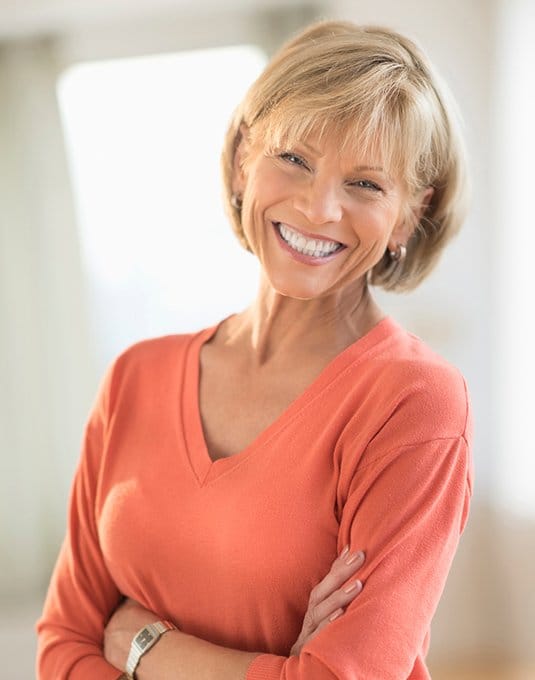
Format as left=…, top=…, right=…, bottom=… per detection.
left=36, top=316, right=473, bottom=680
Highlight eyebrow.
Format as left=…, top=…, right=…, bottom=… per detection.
left=352, top=165, right=385, bottom=173
left=298, top=144, right=385, bottom=172
left=351, top=165, right=395, bottom=187
left=294, top=141, right=390, bottom=181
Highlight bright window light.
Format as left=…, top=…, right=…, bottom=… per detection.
left=57, top=46, right=266, bottom=369
left=493, top=0, right=535, bottom=517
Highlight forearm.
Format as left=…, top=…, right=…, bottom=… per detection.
left=136, top=628, right=263, bottom=680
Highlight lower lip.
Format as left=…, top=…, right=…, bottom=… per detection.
left=272, top=223, right=346, bottom=266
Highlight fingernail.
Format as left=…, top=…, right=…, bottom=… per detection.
left=345, top=550, right=364, bottom=565
left=340, top=545, right=349, bottom=559
left=343, top=579, right=362, bottom=594
left=329, top=608, right=344, bottom=622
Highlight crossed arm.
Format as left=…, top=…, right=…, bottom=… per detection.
left=104, top=548, right=366, bottom=680
left=36, top=437, right=471, bottom=679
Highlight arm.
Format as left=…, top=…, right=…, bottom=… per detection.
left=36, top=363, right=125, bottom=680
left=103, top=550, right=367, bottom=678
left=127, top=441, right=467, bottom=680
left=105, top=598, right=261, bottom=680
left=249, top=436, right=472, bottom=679
left=103, top=435, right=472, bottom=680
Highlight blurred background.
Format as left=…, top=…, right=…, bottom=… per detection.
left=0, top=0, right=534, bottom=678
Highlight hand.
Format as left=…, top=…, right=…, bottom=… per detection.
left=103, top=597, right=162, bottom=671
left=290, top=546, right=365, bottom=656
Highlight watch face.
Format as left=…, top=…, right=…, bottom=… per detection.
left=136, top=628, right=156, bottom=650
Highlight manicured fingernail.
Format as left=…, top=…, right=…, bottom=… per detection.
left=343, top=579, right=362, bottom=594
left=340, top=545, right=349, bottom=559
left=329, top=608, right=344, bottom=622
left=346, top=550, right=364, bottom=565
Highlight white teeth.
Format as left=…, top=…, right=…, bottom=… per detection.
left=277, top=223, right=342, bottom=257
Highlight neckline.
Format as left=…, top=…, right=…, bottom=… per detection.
left=181, top=314, right=399, bottom=487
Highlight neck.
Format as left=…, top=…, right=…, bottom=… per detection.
left=221, top=274, right=385, bottom=368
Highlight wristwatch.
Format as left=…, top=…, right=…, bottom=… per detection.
left=125, top=620, right=177, bottom=679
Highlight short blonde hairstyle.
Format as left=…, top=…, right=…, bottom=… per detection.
left=221, top=20, right=469, bottom=291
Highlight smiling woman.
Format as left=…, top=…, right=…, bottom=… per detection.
left=36, top=19, right=472, bottom=680
left=222, top=22, right=468, bottom=294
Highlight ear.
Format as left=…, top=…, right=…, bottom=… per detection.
left=388, top=186, right=434, bottom=249
left=413, top=186, right=434, bottom=224
left=231, top=123, right=252, bottom=196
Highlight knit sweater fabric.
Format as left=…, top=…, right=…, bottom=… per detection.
left=36, top=315, right=473, bottom=679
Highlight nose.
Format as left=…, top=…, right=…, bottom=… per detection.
left=293, top=176, right=344, bottom=225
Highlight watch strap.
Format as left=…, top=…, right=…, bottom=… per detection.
left=125, top=620, right=177, bottom=679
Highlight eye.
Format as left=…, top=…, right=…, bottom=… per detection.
left=278, top=152, right=309, bottom=169
left=350, top=179, right=383, bottom=192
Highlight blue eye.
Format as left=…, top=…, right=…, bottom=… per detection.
left=279, top=152, right=308, bottom=168
left=351, top=179, right=383, bottom=192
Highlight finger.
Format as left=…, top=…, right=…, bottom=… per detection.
left=309, top=577, right=363, bottom=627
left=297, top=602, right=350, bottom=653
left=308, top=548, right=365, bottom=609
left=311, top=605, right=346, bottom=639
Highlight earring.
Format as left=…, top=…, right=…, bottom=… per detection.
left=388, top=243, right=407, bottom=262
left=230, top=193, right=243, bottom=210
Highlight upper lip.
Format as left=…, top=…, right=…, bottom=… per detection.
left=273, top=221, right=347, bottom=247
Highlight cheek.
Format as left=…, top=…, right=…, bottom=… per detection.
left=351, top=203, right=400, bottom=243
left=249, top=164, right=289, bottom=201
left=343, top=206, right=400, bottom=271
left=241, top=167, right=288, bottom=244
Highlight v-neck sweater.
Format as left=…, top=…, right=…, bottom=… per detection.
left=36, top=315, right=473, bottom=680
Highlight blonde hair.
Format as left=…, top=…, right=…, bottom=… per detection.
left=221, top=20, right=469, bottom=291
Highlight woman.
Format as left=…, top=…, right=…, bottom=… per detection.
left=36, top=19, right=473, bottom=680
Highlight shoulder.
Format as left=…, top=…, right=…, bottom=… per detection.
left=114, top=332, right=193, bottom=369
left=355, top=319, right=471, bottom=444
left=96, top=329, right=204, bottom=415
left=111, top=332, right=191, bottom=377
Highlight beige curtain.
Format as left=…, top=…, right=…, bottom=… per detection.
left=0, top=38, right=96, bottom=603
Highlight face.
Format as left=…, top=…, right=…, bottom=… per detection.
left=233, top=126, right=411, bottom=301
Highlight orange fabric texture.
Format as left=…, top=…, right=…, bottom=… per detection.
left=36, top=316, right=473, bottom=679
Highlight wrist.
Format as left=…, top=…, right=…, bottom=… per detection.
left=125, top=620, right=178, bottom=679
left=135, top=630, right=182, bottom=680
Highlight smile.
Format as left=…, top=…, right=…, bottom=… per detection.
left=273, top=222, right=346, bottom=258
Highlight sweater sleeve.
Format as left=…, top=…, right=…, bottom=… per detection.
left=36, top=362, right=125, bottom=680
left=246, top=432, right=473, bottom=680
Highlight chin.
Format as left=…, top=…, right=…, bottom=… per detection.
left=278, top=291, right=316, bottom=301
left=261, top=253, right=339, bottom=300
left=269, top=276, right=327, bottom=301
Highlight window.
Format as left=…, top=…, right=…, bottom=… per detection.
left=57, top=46, right=266, bottom=369
left=492, top=0, right=535, bottom=516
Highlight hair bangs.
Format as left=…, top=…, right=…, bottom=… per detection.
left=251, top=74, right=441, bottom=197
